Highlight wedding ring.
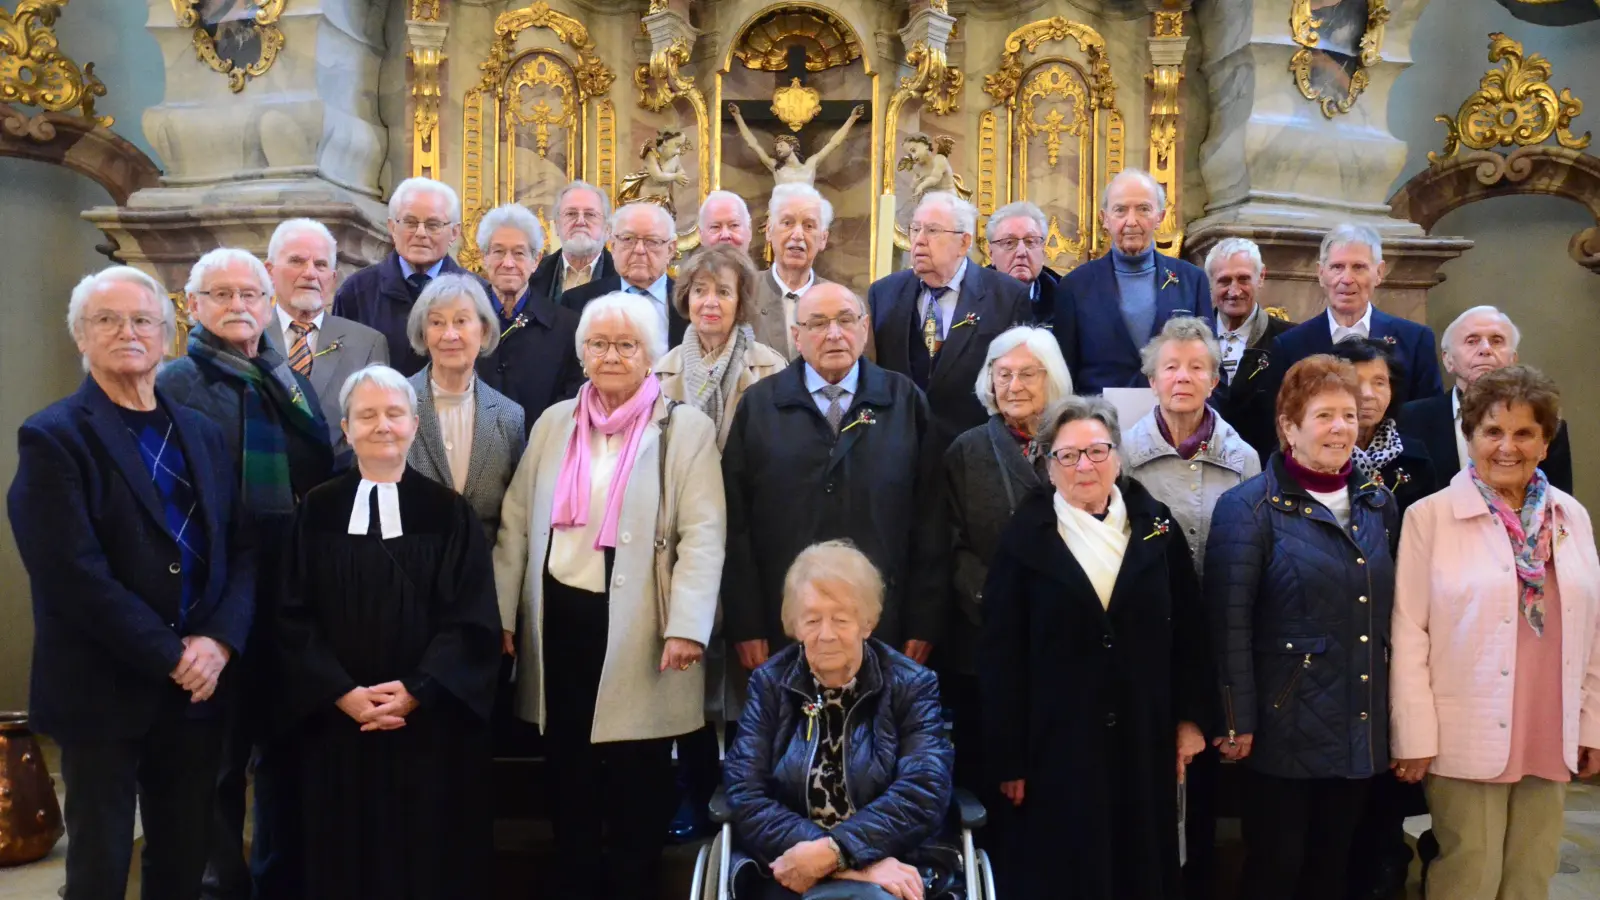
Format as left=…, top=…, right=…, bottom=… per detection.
left=679, top=663, right=690, bottom=671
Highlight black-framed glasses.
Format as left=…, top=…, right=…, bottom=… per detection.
left=584, top=338, right=642, bottom=358
left=990, top=236, right=1045, bottom=252
left=614, top=235, right=672, bottom=251
left=1047, top=443, right=1115, bottom=467
left=394, top=217, right=454, bottom=235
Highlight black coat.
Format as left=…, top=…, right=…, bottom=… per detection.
left=1396, top=391, right=1574, bottom=494
left=559, top=274, right=688, bottom=348
left=725, top=639, right=954, bottom=871
left=983, top=263, right=1061, bottom=328
left=1367, top=432, right=1438, bottom=530
left=331, top=251, right=478, bottom=376
left=722, top=359, right=947, bottom=648
left=526, top=247, right=617, bottom=308
left=1214, top=312, right=1295, bottom=462
left=1204, top=454, right=1397, bottom=781
left=476, top=287, right=584, bottom=423
left=979, top=478, right=1211, bottom=900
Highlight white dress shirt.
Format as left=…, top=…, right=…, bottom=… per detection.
left=548, top=428, right=621, bottom=594
left=772, top=267, right=816, bottom=351
left=1327, top=304, right=1374, bottom=345
left=804, top=360, right=860, bottom=418
left=1217, top=305, right=1260, bottom=380
left=276, top=305, right=325, bottom=355
left=626, top=274, right=671, bottom=334
left=919, top=258, right=969, bottom=338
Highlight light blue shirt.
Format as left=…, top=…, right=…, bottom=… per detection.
left=397, top=256, right=446, bottom=281
left=626, top=274, right=671, bottom=333
left=919, top=258, right=969, bottom=337
left=803, top=360, right=861, bottom=418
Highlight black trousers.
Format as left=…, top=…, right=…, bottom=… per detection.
left=543, top=564, right=678, bottom=900
left=1238, top=769, right=1373, bottom=900
left=1182, top=747, right=1221, bottom=900
left=58, top=705, right=225, bottom=900
left=204, top=675, right=302, bottom=900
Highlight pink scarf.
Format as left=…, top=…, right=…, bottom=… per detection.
left=551, top=377, right=662, bottom=549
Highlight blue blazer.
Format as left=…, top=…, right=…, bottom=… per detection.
left=1270, top=306, right=1445, bottom=403
left=7, top=378, right=256, bottom=743
left=331, top=251, right=480, bottom=377
left=1053, top=251, right=1212, bottom=393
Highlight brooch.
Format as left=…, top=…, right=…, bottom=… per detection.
left=1558, top=524, right=1569, bottom=546
left=802, top=699, right=820, bottom=741
left=500, top=314, right=529, bottom=339
left=950, top=312, right=981, bottom=331
left=1248, top=354, right=1271, bottom=381
left=311, top=339, right=343, bottom=359
left=1160, top=272, right=1181, bottom=290
left=1143, top=517, right=1172, bottom=540
left=841, top=409, right=877, bottom=432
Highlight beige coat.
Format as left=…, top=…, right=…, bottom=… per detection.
left=655, top=335, right=788, bottom=450
left=493, top=395, right=726, bottom=743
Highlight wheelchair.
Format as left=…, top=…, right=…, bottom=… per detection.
left=689, top=785, right=998, bottom=900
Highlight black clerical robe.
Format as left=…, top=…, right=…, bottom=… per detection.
left=277, top=468, right=500, bottom=899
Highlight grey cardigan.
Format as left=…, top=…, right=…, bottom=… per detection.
left=406, top=366, right=527, bottom=541
left=1121, top=407, right=1261, bottom=576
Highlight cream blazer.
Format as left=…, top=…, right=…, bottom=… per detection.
left=654, top=337, right=788, bottom=449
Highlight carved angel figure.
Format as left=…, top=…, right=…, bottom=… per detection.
left=729, top=102, right=866, bottom=188
left=617, top=128, right=692, bottom=217
left=897, top=132, right=972, bottom=205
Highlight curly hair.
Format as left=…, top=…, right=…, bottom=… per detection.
left=1275, top=354, right=1360, bottom=451
left=773, top=133, right=802, bottom=162
left=1459, top=365, right=1562, bottom=444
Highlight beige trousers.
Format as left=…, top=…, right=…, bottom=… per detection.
left=1424, top=774, right=1568, bottom=900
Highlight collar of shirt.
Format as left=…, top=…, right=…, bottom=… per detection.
left=497, top=285, right=531, bottom=329
left=772, top=266, right=816, bottom=298
left=397, top=256, right=447, bottom=281
left=1217, top=304, right=1260, bottom=342
left=921, top=258, right=969, bottom=329
left=804, top=360, right=861, bottom=398
left=627, top=273, right=670, bottom=306
left=1326, top=302, right=1373, bottom=342
left=564, top=252, right=601, bottom=279
left=276, top=304, right=325, bottom=336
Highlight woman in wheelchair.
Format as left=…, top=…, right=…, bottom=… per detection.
left=723, top=540, right=956, bottom=900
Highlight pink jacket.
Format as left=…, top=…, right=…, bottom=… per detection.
left=1390, top=469, right=1600, bottom=779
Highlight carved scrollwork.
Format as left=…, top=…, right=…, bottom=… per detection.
left=1019, top=65, right=1088, bottom=169
left=985, top=18, right=1116, bottom=110
left=1429, top=32, right=1590, bottom=163
left=479, top=2, right=613, bottom=101
left=0, top=0, right=110, bottom=126
left=635, top=37, right=691, bottom=114
left=733, top=9, right=861, bottom=73
left=770, top=78, right=821, bottom=132
left=410, top=0, right=441, bottom=20
left=1154, top=11, right=1184, bottom=38
left=901, top=40, right=963, bottom=118
left=509, top=55, right=577, bottom=159
left=170, top=0, right=287, bottom=94
left=1288, top=0, right=1389, bottom=119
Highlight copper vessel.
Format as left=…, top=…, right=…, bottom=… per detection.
left=0, top=712, right=64, bottom=866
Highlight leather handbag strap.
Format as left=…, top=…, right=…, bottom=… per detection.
left=652, top=400, right=682, bottom=637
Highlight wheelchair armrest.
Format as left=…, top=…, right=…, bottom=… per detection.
left=951, top=788, right=987, bottom=830
left=709, top=784, right=733, bottom=825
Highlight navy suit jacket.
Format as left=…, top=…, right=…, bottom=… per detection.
left=8, top=378, right=256, bottom=743
left=1270, top=306, right=1445, bottom=403
left=1397, top=391, right=1574, bottom=494
left=561, top=274, right=688, bottom=348
left=331, top=251, right=478, bottom=377
left=1054, top=251, right=1212, bottom=392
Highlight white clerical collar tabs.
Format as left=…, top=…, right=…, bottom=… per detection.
left=349, top=479, right=403, bottom=539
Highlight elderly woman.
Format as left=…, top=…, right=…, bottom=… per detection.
left=1327, top=337, right=1437, bottom=517
left=1391, top=366, right=1600, bottom=900
left=725, top=540, right=954, bottom=900
left=277, top=364, right=502, bottom=898
left=656, top=244, right=787, bottom=448
left=1206, top=355, right=1398, bottom=900
left=981, top=397, right=1211, bottom=900
left=494, top=291, right=726, bottom=900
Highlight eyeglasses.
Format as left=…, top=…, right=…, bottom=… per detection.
left=87, top=312, right=163, bottom=336
left=559, top=209, right=604, bottom=223
left=994, top=366, right=1045, bottom=385
left=584, top=338, right=642, bottom=358
left=991, top=237, right=1045, bottom=252
left=394, top=217, right=454, bottom=235
left=485, top=247, right=533, bottom=262
left=195, top=288, right=265, bottom=304
left=908, top=224, right=963, bottom=239
left=614, top=235, right=673, bottom=251
left=796, top=313, right=863, bottom=334
left=1047, top=443, right=1115, bottom=467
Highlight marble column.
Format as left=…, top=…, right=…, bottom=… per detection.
left=82, top=0, right=391, bottom=291
left=1185, top=0, right=1471, bottom=321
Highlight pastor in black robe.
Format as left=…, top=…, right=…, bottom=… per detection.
left=277, top=468, right=501, bottom=899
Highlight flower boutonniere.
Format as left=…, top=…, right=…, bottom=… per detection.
left=311, top=339, right=343, bottom=359
left=500, top=314, right=529, bottom=340
left=1558, top=524, right=1570, bottom=546
left=841, top=409, right=877, bottom=432
left=1143, top=517, right=1172, bottom=540
left=802, top=698, right=821, bottom=740
left=1248, top=353, right=1271, bottom=381
left=951, top=312, right=981, bottom=331
left=1391, top=468, right=1411, bottom=487
left=1381, top=335, right=1397, bottom=346
left=1160, top=271, right=1181, bottom=290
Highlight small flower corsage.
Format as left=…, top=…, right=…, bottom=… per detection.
left=1558, top=524, right=1570, bottom=546
left=500, top=314, right=529, bottom=339
left=1248, top=354, right=1271, bottom=381
left=311, top=339, right=343, bottom=359
left=841, top=409, right=877, bottom=432
left=1160, top=272, right=1181, bottom=290
left=950, top=312, right=981, bottom=331
left=802, top=699, right=821, bottom=740
left=1144, top=517, right=1172, bottom=540
left=1381, top=335, right=1397, bottom=345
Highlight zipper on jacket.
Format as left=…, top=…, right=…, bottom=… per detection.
left=1272, top=654, right=1313, bottom=709
left=1222, top=686, right=1237, bottom=739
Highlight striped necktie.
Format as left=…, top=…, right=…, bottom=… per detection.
left=288, top=322, right=314, bottom=376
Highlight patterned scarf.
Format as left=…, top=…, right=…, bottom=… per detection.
left=1155, top=406, right=1216, bottom=460
left=1469, top=461, right=1553, bottom=636
left=551, top=377, right=662, bottom=549
left=679, top=324, right=749, bottom=436
left=1352, top=418, right=1404, bottom=483
left=187, top=328, right=319, bottom=515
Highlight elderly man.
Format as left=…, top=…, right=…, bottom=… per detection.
left=1055, top=168, right=1211, bottom=392
left=985, top=200, right=1061, bottom=327
left=722, top=281, right=947, bottom=669
left=1270, top=223, right=1444, bottom=401
left=752, top=183, right=833, bottom=356
left=526, top=179, right=618, bottom=305
left=159, top=248, right=339, bottom=900
left=261, top=218, right=388, bottom=452
left=1203, top=237, right=1294, bottom=460
left=472, top=203, right=584, bottom=420
left=332, top=177, right=473, bottom=376
left=868, top=190, right=1030, bottom=452
left=1397, top=305, right=1573, bottom=492
left=9, top=266, right=254, bottom=900
left=562, top=201, right=687, bottom=346
left=698, top=189, right=752, bottom=251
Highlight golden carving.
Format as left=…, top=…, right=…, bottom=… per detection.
left=1020, top=65, right=1088, bottom=169
left=929, top=0, right=950, bottom=13
left=1430, top=32, right=1590, bottom=163
left=733, top=9, right=861, bottom=73
left=0, top=0, right=110, bottom=126
left=977, top=109, right=999, bottom=263
left=1288, top=0, right=1389, bottom=119
left=509, top=54, right=576, bottom=161
left=631, top=34, right=710, bottom=250
left=649, top=0, right=669, bottom=13
left=409, top=45, right=443, bottom=179
left=901, top=40, right=963, bottom=118
left=770, top=77, right=821, bottom=132
left=169, top=292, right=190, bottom=358
left=597, top=98, right=616, bottom=204
left=1266, top=306, right=1290, bottom=322
left=410, top=0, right=441, bottom=20
left=1149, top=58, right=1184, bottom=255
left=1154, top=11, right=1184, bottom=38
left=985, top=18, right=1116, bottom=109
left=1045, top=213, right=1087, bottom=264
left=170, top=0, right=287, bottom=94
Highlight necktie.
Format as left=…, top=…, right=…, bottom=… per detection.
left=784, top=291, right=800, bottom=353
left=288, top=322, right=314, bottom=376
left=406, top=271, right=431, bottom=301
left=922, top=284, right=950, bottom=355
left=820, top=384, right=846, bottom=435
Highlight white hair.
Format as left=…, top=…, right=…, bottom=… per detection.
left=475, top=203, right=545, bottom=256
left=1140, top=314, right=1223, bottom=381
left=768, top=183, right=834, bottom=231
left=574, top=290, right=668, bottom=366
left=405, top=273, right=500, bottom=357
left=914, top=191, right=978, bottom=236
left=974, top=325, right=1073, bottom=416
left=610, top=202, right=675, bottom=240
left=1442, top=304, right=1522, bottom=353
left=984, top=201, right=1047, bottom=243
left=67, top=266, right=176, bottom=371
left=338, top=364, right=418, bottom=421
left=266, top=218, right=337, bottom=265
left=387, top=177, right=461, bottom=223
left=1319, top=223, right=1384, bottom=266
left=184, top=247, right=274, bottom=320
left=698, top=190, right=751, bottom=231
left=1103, top=168, right=1167, bottom=213
left=555, top=180, right=612, bottom=224
left=1203, top=237, right=1264, bottom=279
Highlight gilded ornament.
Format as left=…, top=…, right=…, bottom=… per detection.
left=508, top=54, right=576, bottom=160
left=1429, top=32, right=1590, bottom=164
left=649, top=0, right=669, bottom=12
left=635, top=37, right=691, bottom=114
left=900, top=40, right=963, bottom=118
left=770, top=77, right=822, bottom=132
left=629, top=32, right=711, bottom=247
left=0, top=0, right=110, bottom=126
left=1154, top=11, right=1184, bottom=38
left=617, top=127, right=691, bottom=217
left=410, top=0, right=441, bottom=20
left=409, top=44, right=443, bottom=179
left=597, top=98, right=616, bottom=203
left=985, top=18, right=1116, bottom=110
left=1288, top=0, right=1389, bottom=119
left=1044, top=213, right=1086, bottom=263
left=733, top=9, right=861, bottom=73
left=170, top=1, right=287, bottom=94
left=1019, top=65, right=1088, bottom=169
left=1148, top=59, right=1184, bottom=254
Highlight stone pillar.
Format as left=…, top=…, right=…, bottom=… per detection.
left=1185, top=0, right=1470, bottom=321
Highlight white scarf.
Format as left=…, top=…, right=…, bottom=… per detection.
left=1054, top=487, right=1131, bottom=609
left=349, top=479, right=404, bottom=539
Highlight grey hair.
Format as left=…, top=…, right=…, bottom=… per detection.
left=780, top=539, right=884, bottom=637
left=574, top=290, right=667, bottom=365
left=974, top=325, right=1073, bottom=416
left=610, top=202, right=675, bottom=241
left=984, top=201, right=1047, bottom=243
left=554, top=180, right=612, bottom=225
left=388, top=177, right=461, bottom=223
left=698, top=190, right=751, bottom=231
left=184, top=248, right=273, bottom=324
left=405, top=273, right=500, bottom=357
left=769, top=183, right=835, bottom=231
left=1442, top=304, right=1521, bottom=352
left=338, top=364, right=418, bottom=421
left=1140, top=315, right=1223, bottom=381
left=67, top=266, right=176, bottom=371
left=1103, top=168, right=1167, bottom=213
left=475, top=203, right=545, bottom=256
left=266, top=218, right=337, bottom=265
left=1203, top=237, right=1264, bottom=279
left=1319, top=223, right=1385, bottom=266
left=914, top=191, right=977, bottom=236
left=1042, top=395, right=1122, bottom=450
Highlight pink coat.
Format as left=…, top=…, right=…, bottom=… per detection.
left=1390, top=469, right=1600, bottom=779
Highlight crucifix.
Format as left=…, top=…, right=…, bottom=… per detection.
left=727, top=44, right=866, bottom=189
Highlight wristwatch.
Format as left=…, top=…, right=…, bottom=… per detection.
left=826, top=836, right=848, bottom=873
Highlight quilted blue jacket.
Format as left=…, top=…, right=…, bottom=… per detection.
left=1203, top=454, right=1398, bottom=779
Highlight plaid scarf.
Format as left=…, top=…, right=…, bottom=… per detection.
left=1469, top=461, right=1553, bottom=636
left=187, top=328, right=320, bottom=515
